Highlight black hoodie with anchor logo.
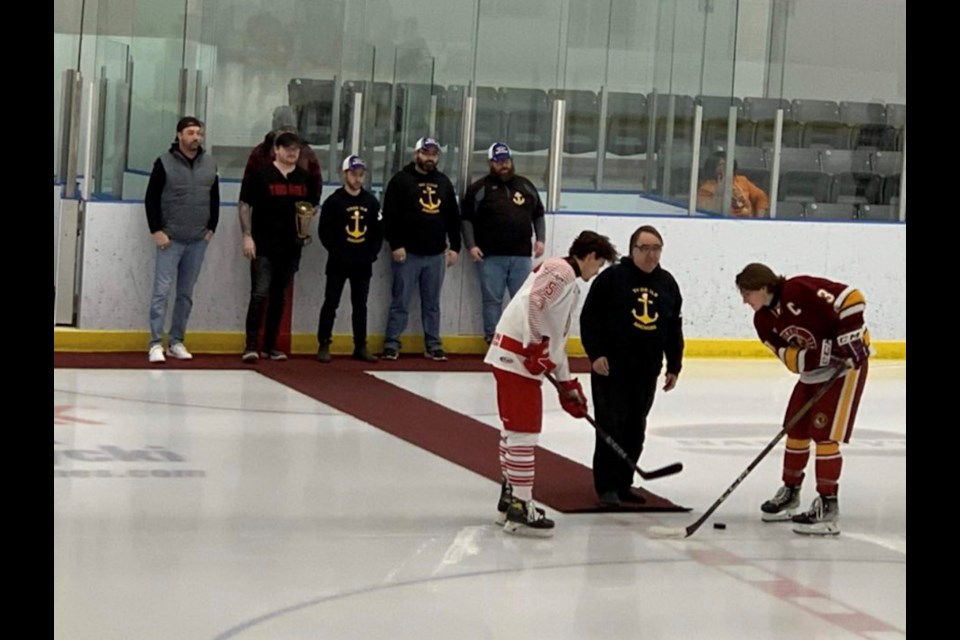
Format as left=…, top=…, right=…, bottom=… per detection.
left=382, top=163, right=462, bottom=256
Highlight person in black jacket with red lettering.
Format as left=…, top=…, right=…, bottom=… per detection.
left=239, top=108, right=323, bottom=205
left=315, top=155, right=383, bottom=363
left=580, top=225, right=684, bottom=507
left=238, top=132, right=320, bottom=363
left=380, top=137, right=461, bottom=362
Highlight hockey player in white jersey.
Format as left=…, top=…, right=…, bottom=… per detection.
left=484, top=230, right=618, bottom=537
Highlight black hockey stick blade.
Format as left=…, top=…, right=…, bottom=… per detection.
left=635, top=460, right=684, bottom=480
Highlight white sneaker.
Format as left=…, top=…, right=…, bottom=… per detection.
left=166, top=343, right=193, bottom=360
left=148, top=345, right=166, bottom=363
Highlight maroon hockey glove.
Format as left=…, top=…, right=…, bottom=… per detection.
left=523, top=338, right=557, bottom=376
left=837, top=331, right=870, bottom=368
left=558, top=378, right=588, bottom=419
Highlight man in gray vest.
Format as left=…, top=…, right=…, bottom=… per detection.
left=144, top=116, right=220, bottom=363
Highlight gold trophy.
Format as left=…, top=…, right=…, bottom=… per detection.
left=294, top=201, right=318, bottom=246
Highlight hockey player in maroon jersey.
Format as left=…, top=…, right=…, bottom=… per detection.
left=736, top=263, right=871, bottom=536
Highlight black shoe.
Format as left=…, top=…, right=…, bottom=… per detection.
left=262, top=349, right=287, bottom=361
left=242, top=350, right=259, bottom=363
left=316, top=343, right=332, bottom=363
left=352, top=347, right=378, bottom=363
left=381, top=348, right=399, bottom=361
left=618, top=488, right=647, bottom=504
left=598, top=491, right=621, bottom=507
left=425, top=348, right=448, bottom=362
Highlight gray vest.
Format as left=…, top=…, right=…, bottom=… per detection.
left=159, top=149, right=218, bottom=242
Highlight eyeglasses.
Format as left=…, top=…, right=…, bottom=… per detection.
left=633, top=244, right=663, bottom=254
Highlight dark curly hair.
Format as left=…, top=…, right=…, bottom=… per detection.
left=568, top=231, right=618, bottom=263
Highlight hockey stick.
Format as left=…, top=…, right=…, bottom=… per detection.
left=545, top=373, right=683, bottom=481
left=648, top=366, right=848, bottom=540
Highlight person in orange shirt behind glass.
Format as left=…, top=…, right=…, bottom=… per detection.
left=697, top=151, right=769, bottom=218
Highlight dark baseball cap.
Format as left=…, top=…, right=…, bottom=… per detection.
left=488, top=142, right=512, bottom=162
left=176, top=116, right=203, bottom=132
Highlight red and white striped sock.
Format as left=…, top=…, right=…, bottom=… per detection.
left=502, top=430, right=538, bottom=502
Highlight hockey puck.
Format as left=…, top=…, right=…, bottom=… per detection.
left=713, top=522, right=727, bottom=530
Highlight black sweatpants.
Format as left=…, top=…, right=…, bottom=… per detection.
left=590, top=372, right=659, bottom=496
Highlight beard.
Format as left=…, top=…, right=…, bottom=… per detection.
left=491, top=165, right=514, bottom=181
left=415, top=156, right=437, bottom=172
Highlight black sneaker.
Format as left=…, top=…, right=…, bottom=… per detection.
left=352, top=347, right=378, bottom=363
left=316, top=343, right=332, bottom=363
left=618, top=488, right=647, bottom=504
left=503, top=498, right=555, bottom=537
left=761, top=484, right=801, bottom=522
left=242, top=350, right=259, bottom=363
left=262, top=349, right=287, bottom=361
left=598, top=491, right=622, bottom=507
left=381, top=348, right=400, bottom=361
left=425, top=348, right=448, bottom=362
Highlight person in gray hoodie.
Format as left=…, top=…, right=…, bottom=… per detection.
left=144, top=116, right=220, bottom=363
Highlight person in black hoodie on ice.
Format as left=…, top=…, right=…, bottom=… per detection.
left=580, top=224, right=685, bottom=507
left=380, top=137, right=461, bottom=362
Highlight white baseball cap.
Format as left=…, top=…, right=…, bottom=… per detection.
left=415, top=136, right=441, bottom=152
left=341, top=155, right=367, bottom=172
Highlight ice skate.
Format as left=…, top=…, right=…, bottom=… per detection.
left=503, top=498, right=555, bottom=538
left=761, top=484, right=801, bottom=522
left=792, top=495, right=840, bottom=536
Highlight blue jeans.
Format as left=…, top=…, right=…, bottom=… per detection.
left=148, top=238, right=209, bottom=347
left=478, top=255, right=532, bottom=341
left=384, top=253, right=445, bottom=352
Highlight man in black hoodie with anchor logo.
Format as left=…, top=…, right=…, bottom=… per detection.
left=315, top=155, right=382, bottom=363
left=580, top=224, right=685, bottom=507
left=381, top=137, right=461, bottom=361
